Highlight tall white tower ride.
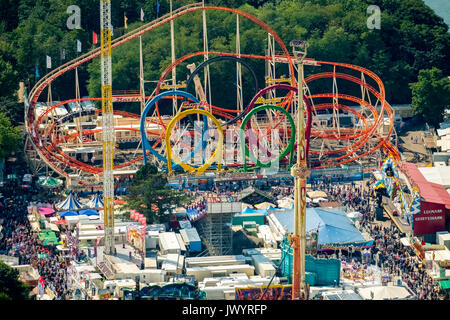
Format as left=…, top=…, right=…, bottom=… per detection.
left=100, top=0, right=115, bottom=255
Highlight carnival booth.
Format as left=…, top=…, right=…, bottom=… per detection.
left=401, top=162, right=450, bottom=241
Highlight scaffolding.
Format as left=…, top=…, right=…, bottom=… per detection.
left=195, top=200, right=241, bottom=256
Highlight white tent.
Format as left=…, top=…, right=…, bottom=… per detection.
left=312, top=197, right=328, bottom=203
left=56, top=193, right=83, bottom=211
left=347, top=211, right=363, bottom=219
left=400, top=237, right=410, bottom=247
left=358, top=286, right=413, bottom=300
left=277, top=197, right=294, bottom=208
left=307, top=191, right=328, bottom=199
left=242, top=203, right=254, bottom=210
left=87, top=193, right=104, bottom=209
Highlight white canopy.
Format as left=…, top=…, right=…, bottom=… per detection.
left=358, top=286, right=413, bottom=300
left=87, top=193, right=104, bottom=209
left=255, top=202, right=276, bottom=209
left=307, top=191, right=328, bottom=199
left=347, top=211, right=363, bottom=219
left=400, top=237, right=410, bottom=247
left=277, top=197, right=294, bottom=208
left=241, top=203, right=254, bottom=210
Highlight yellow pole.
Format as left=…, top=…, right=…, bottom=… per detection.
left=291, top=40, right=309, bottom=300
left=100, top=0, right=115, bottom=255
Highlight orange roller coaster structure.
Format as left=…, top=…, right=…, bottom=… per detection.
left=24, top=3, right=399, bottom=186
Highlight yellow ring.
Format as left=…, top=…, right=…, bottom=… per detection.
left=165, top=108, right=223, bottom=175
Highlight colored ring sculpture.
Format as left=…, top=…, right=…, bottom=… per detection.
left=184, top=56, right=259, bottom=124
left=245, top=84, right=312, bottom=160
left=240, top=104, right=296, bottom=171
left=165, top=108, right=224, bottom=175
left=140, top=90, right=208, bottom=169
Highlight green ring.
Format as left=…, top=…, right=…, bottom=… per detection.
left=239, top=104, right=296, bottom=171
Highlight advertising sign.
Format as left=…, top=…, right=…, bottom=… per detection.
left=126, top=224, right=146, bottom=252
left=420, top=201, right=445, bottom=216
left=413, top=201, right=446, bottom=235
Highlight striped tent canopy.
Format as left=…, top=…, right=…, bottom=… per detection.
left=87, top=193, right=104, bottom=209
left=56, top=193, right=83, bottom=211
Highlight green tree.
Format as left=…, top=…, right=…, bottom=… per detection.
left=409, top=67, right=450, bottom=127
left=0, top=261, right=31, bottom=300
left=0, top=112, right=22, bottom=159
left=125, top=163, right=191, bottom=223
left=0, top=96, right=24, bottom=126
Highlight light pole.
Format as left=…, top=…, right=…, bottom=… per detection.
left=290, top=39, right=309, bottom=300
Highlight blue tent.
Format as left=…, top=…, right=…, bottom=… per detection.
left=59, top=211, right=78, bottom=217
left=272, top=207, right=369, bottom=246
left=87, top=193, right=104, bottom=209
left=241, top=207, right=268, bottom=216
left=56, top=193, right=83, bottom=211
left=79, top=209, right=99, bottom=216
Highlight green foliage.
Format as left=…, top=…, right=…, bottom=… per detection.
left=0, top=261, right=31, bottom=300
left=0, top=96, right=24, bottom=126
left=409, top=67, right=450, bottom=127
left=0, top=0, right=449, bottom=116
left=125, top=163, right=191, bottom=223
left=0, top=112, right=22, bottom=159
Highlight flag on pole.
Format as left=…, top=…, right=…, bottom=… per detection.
left=157, top=0, right=160, bottom=17
left=46, top=55, right=52, bottom=69
left=92, top=31, right=98, bottom=45
left=76, top=39, right=82, bottom=53
left=60, top=48, right=65, bottom=60
left=35, top=65, right=40, bottom=79
left=140, top=8, right=144, bottom=21
left=124, top=14, right=128, bottom=29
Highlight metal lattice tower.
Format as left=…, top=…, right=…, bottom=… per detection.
left=195, top=199, right=240, bottom=256
left=100, top=0, right=115, bottom=255
left=290, top=40, right=309, bottom=300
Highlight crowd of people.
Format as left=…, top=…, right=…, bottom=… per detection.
left=363, top=218, right=445, bottom=300
left=310, top=178, right=447, bottom=300
left=1, top=163, right=449, bottom=300
left=312, top=179, right=370, bottom=213
left=0, top=181, right=72, bottom=300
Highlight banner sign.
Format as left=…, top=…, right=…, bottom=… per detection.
left=235, top=285, right=292, bottom=300
left=126, top=224, right=146, bottom=252
left=413, top=201, right=446, bottom=236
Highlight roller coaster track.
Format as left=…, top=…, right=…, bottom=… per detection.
left=26, top=3, right=299, bottom=180
left=25, top=3, right=398, bottom=182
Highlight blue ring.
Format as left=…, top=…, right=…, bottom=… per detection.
left=140, top=90, right=208, bottom=170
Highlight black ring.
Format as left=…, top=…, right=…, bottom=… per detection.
left=184, top=56, right=259, bottom=125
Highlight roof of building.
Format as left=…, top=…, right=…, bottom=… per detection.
left=238, top=187, right=275, bottom=205
left=159, top=232, right=181, bottom=251
left=179, top=228, right=201, bottom=243
left=271, top=208, right=368, bottom=245
left=418, top=166, right=450, bottom=189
